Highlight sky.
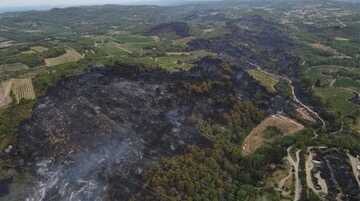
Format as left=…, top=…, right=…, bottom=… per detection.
left=0, top=0, right=219, bottom=7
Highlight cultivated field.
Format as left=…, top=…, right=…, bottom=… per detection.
left=0, top=63, right=29, bottom=73
left=11, top=79, right=36, bottom=103
left=310, top=42, right=339, bottom=55
left=242, top=114, right=304, bottom=156
left=0, top=80, right=13, bottom=108
left=0, top=78, right=36, bottom=107
left=31, top=46, right=49, bottom=53
left=45, top=48, right=83, bottom=67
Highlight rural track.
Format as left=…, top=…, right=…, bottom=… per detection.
left=305, top=147, right=328, bottom=196
left=251, top=66, right=327, bottom=130
left=287, top=147, right=302, bottom=201
left=347, top=152, right=360, bottom=188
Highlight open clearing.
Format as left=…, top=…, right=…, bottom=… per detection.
left=45, top=48, right=83, bottom=67
left=0, top=63, right=29, bottom=74
left=242, top=114, right=304, bottom=156
left=248, top=69, right=279, bottom=93
left=31, top=46, right=49, bottom=53
left=296, top=107, right=316, bottom=123
left=267, top=164, right=293, bottom=199
left=314, top=87, right=356, bottom=115
left=310, top=42, right=339, bottom=55
left=0, top=80, right=14, bottom=108
left=11, top=79, right=36, bottom=103
left=335, top=37, right=350, bottom=41
left=305, top=65, right=360, bottom=124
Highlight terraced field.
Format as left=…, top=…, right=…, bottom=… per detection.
left=11, top=79, right=36, bottom=103
left=0, top=78, right=36, bottom=107
left=0, top=80, right=13, bottom=108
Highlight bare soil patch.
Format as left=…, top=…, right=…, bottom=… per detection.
left=242, top=114, right=304, bottom=156
left=45, top=48, right=83, bottom=67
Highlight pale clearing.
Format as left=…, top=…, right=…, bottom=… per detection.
left=242, top=114, right=304, bottom=156
left=310, top=42, right=339, bottom=55
left=31, top=46, right=49, bottom=53
left=11, top=78, right=36, bottom=103
left=296, top=107, right=316, bottom=123
left=0, top=80, right=13, bottom=108
left=45, top=48, right=83, bottom=67
left=0, top=63, right=29, bottom=73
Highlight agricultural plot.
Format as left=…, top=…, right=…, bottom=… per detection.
left=45, top=48, right=83, bottom=67
left=0, top=80, right=13, bottom=108
left=242, top=114, right=304, bottom=156
left=310, top=42, right=340, bottom=56
left=11, top=79, right=36, bottom=103
left=0, top=78, right=36, bottom=108
left=0, top=63, right=29, bottom=73
left=248, top=69, right=279, bottom=93
left=156, top=50, right=216, bottom=70
left=0, top=40, right=15, bottom=49
left=31, top=46, right=49, bottom=53
left=113, top=34, right=157, bottom=44
left=94, top=34, right=158, bottom=58
left=97, top=41, right=133, bottom=56
left=305, top=65, right=360, bottom=118
left=313, top=87, right=356, bottom=116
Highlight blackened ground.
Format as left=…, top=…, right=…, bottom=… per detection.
left=147, top=22, right=190, bottom=37
left=187, top=15, right=300, bottom=77
left=16, top=57, right=276, bottom=201
left=313, top=148, right=360, bottom=201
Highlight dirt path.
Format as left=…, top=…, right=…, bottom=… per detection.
left=253, top=67, right=326, bottom=130
left=277, top=166, right=293, bottom=197
left=330, top=79, right=337, bottom=87
left=284, top=77, right=326, bottom=130
left=306, top=147, right=328, bottom=196
left=287, top=147, right=302, bottom=201
left=336, top=18, right=347, bottom=28
left=347, top=153, right=360, bottom=187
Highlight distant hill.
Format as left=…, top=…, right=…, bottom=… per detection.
left=0, top=6, right=54, bottom=13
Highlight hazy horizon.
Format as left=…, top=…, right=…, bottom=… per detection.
left=0, top=0, right=223, bottom=13
left=1, top=0, right=222, bottom=7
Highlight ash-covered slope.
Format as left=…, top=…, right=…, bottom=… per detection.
left=16, top=58, right=273, bottom=201
left=188, top=16, right=300, bottom=76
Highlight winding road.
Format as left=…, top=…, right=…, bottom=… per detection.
left=251, top=66, right=327, bottom=130
left=287, top=147, right=302, bottom=201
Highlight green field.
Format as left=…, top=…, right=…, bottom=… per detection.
left=248, top=69, right=279, bottom=93
left=313, top=87, right=356, bottom=116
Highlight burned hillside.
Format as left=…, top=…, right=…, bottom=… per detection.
left=15, top=57, right=283, bottom=201
left=188, top=16, right=300, bottom=77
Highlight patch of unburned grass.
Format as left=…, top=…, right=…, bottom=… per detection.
left=31, top=46, right=49, bottom=53
left=334, top=77, right=360, bottom=89
left=0, top=63, right=29, bottom=73
left=248, top=69, right=279, bottom=93
left=314, top=87, right=357, bottom=115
